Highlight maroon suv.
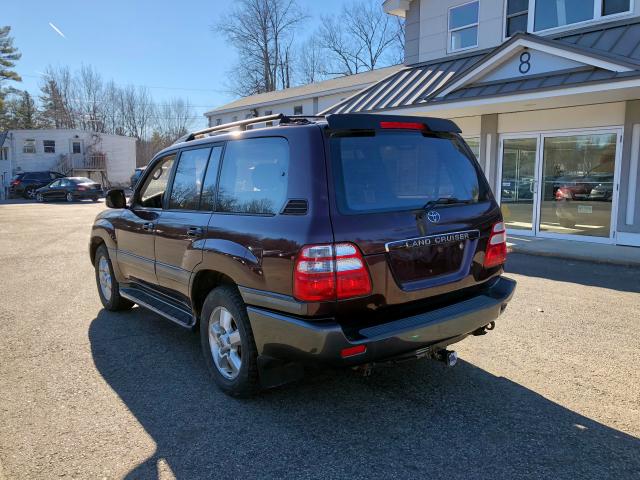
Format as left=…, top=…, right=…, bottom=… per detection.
left=90, top=113, right=516, bottom=396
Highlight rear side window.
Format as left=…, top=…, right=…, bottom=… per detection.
left=168, top=147, right=211, bottom=210
left=216, top=137, right=289, bottom=214
left=331, top=132, right=485, bottom=214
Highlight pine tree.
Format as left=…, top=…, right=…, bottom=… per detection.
left=0, top=26, right=22, bottom=125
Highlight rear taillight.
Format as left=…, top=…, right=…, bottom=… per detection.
left=77, top=186, right=87, bottom=191
left=294, top=243, right=372, bottom=302
left=484, top=222, right=507, bottom=268
left=10, top=179, right=20, bottom=186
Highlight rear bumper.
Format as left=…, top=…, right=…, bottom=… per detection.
left=74, top=190, right=103, bottom=199
left=247, top=276, right=516, bottom=366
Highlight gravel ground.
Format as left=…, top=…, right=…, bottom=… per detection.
left=0, top=202, right=639, bottom=480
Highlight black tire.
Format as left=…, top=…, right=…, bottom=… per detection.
left=23, top=187, right=36, bottom=199
left=200, top=286, right=260, bottom=397
left=94, top=244, right=134, bottom=311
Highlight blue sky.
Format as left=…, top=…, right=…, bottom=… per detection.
left=4, top=0, right=346, bottom=128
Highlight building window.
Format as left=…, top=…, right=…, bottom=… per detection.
left=43, top=140, right=55, bottom=153
left=448, top=1, right=479, bottom=52
left=293, top=105, right=303, bottom=115
left=232, top=116, right=238, bottom=122
left=534, top=0, right=630, bottom=32
left=505, top=0, right=528, bottom=37
left=216, top=119, right=222, bottom=126
left=23, top=139, right=36, bottom=154
left=0, top=147, right=8, bottom=160
left=72, top=141, right=82, bottom=154
left=264, top=110, right=273, bottom=115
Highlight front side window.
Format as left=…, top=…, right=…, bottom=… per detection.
left=216, top=137, right=289, bottom=214
left=138, top=154, right=176, bottom=208
left=43, top=140, right=55, bottom=153
left=506, top=0, right=529, bottom=37
left=23, top=139, right=36, bottom=154
left=168, top=148, right=211, bottom=210
left=49, top=180, right=62, bottom=188
left=449, top=1, right=479, bottom=51
left=331, top=132, right=486, bottom=215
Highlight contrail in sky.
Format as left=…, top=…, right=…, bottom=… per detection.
left=48, top=22, right=66, bottom=38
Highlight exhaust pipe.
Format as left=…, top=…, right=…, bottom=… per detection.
left=433, top=349, right=458, bottom=367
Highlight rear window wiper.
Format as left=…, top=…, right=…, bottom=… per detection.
left=422, top=197, right=474, bottom=210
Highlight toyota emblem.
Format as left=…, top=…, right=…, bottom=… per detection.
left=426, top=210, right=441, bottom=223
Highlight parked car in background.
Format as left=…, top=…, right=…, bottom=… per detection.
left=10, top=171, right=65, bottom=199
left=90, top=113, right=515, bottom=396
left=36, top=177, right=103, bottom=203
left=130, top=167, right=146, bottom=188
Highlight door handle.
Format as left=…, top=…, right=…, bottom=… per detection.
left=187, top=226, right=203, bottom=237
left=142, top=222, right=155, bottom=232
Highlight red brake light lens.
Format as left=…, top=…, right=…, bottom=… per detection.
left=379, top=121, right=426, bottom=131
left=484, top=222, right=507, bottom=268
left=340, top=344, right=367, bottom=358
left=293, top=243, right=372, bottom=302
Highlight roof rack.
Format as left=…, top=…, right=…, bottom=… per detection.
left=176, top=113, right=326, bottom=144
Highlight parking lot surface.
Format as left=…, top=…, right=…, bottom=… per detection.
left=0, top=202, right=639, bottom=479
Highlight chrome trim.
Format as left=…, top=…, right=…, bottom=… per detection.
left=385, top=229, right=481, bottom=252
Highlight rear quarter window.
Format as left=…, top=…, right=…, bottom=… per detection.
left=216, top=137, right=289, bottom=215
left=331, top=131, right=485, bottom=214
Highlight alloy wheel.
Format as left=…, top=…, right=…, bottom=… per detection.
left=208, top=306, right=242, bottom=380
left=26, top=188, right=36, bottom=199
left=98, top=256, right=112, bottom=302
left=66, top=192, right=74, bottom=202
left=36, top=193, right=43, bottom=202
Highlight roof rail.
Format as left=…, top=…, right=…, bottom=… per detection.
left=176, top=113, right=287, bottom=144
left=175, top=113, right=331, bottom=144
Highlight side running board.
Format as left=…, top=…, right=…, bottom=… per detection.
left=120, top=285, right=195, bottom=328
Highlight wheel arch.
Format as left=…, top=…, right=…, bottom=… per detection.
left=190, top=269, right=238, bottom=320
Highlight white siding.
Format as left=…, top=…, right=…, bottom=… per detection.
left=5, top=130, right=136, bottom=187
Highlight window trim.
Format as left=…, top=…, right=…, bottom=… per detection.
left=503, top=0, right=530, bottom=39
left=23, top=139, right=36, bottom=154
left=526, top=0, right=633, bottom=37
left=43, top=140, right=56, bottom=154
left=448, top=1, right=480, bottom=53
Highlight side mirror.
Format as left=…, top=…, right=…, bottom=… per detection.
left=105, top=189, right=127, bottom=209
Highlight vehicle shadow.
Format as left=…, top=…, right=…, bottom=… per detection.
left=505, top=253, right=640, bottom=293
left=89, top=309, right=640, bottom=480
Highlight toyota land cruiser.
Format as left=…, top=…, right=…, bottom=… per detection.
left=90, top=113, right=516, bottom=396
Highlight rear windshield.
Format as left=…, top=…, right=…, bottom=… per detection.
left=331, top=131, right=486, bottom=214
left=71, top=177, right=94, bottom=183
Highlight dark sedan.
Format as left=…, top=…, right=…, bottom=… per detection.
left=35, top=177, right=103, bottom=203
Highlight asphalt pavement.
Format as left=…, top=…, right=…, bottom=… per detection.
left=0, top=202, right=639, bottom=479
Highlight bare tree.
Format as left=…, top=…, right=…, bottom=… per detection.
left=155, top=98, right=194, bottom=142
left=215, top=0, right=306, bottom=96
left=316, top=0, right=404, bottom=76
left=297, top=37, right=326, bottom=84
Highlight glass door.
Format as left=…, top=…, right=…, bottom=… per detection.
left=538, top=131, right=620, bottom=241
left=499, top=136, right=539, bottom=234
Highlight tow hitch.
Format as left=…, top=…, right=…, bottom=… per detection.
left=432, top=349, right=458, bottom=367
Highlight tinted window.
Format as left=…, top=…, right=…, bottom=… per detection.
left=168, top=148, right=211, bottom=210
left=138, top=154, right=176, bottom=208
left=331, top=132, right=485, bottom=215
left=199, top=146, right=224, bottom=210
left=49, top=180, right=62, bottom=187
left=603, top=0, right=630, bottom=15
left=60, top=179, right=72, bottom=187
left=217, top=138, right=289, bottom=214
left=43, top=140, right=55, bottom=153
left=534, top=0, right=593, bottom=30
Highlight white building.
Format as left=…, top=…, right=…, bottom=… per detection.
left=322, top=0, right=640, bottom=247
left=0, top=129, right=136, bottom=188
left=204, top=65, right=403, bottom=126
